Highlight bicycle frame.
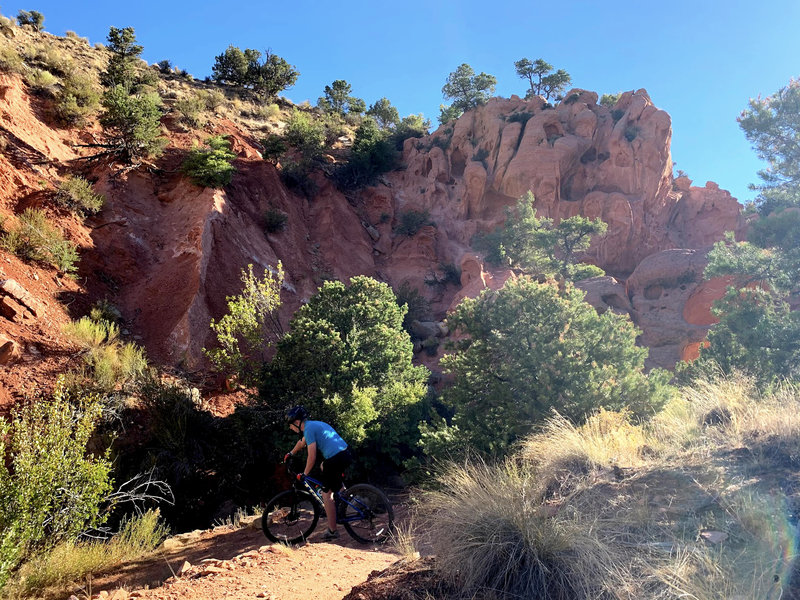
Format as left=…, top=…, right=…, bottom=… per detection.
left=296, top=474, right=365, bottom=525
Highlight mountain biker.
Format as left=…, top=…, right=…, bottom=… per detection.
left=284, top=405, right=352, bottom=541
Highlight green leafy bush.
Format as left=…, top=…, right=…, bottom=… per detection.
left=16, top=9, right=44, bottom=31
left=333, top=117, right=398, bottom=190
left=423, top=277, right=673, bottom=457
left=475, top=191, right=606, bottom=280
left=0, top=379, right=113, bottom=590
left=260, top=134, right=287, bottom=163
left=55, top=175, right=104, bottom=215
left=100, top=86, right=166, bottom=162
left=395, top=209, right=432, bottom=236
left=285, top=110, right=325, bottom=161
left=600, top=92, right=621, bottom=107
left=181, top=135, right=236, bottom=188
left=174, top=94, right=206, bottom=127
left=205, top=263, right=284, bottom=387
left=260, top=276, right=429, bottom=471
left=54, top=72, right=101, bottom=126
left=264, top=207, right=288, bottom=233
left=0, top=208, right=79, bottom=273
left=197, top=88, right=226, bottom=111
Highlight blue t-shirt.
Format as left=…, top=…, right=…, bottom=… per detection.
left=303, top=420, right=348, bottom=459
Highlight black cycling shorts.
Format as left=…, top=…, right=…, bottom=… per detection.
left=320, top=448, right=352, bottom=492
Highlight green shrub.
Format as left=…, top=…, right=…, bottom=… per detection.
left=260, top=134, right=286, bottom=163
left=181, top=135, right=236, bottom=188
left=285, top=110, right=325, bottom=161
left=55, top=175, right=104, bottom=215
left=54, top=72, right=101, bottom=126
left=63, top=317, right=147, bottom=392
left=264, top=207, right=288, bottom=233
left=100, top=86, right=167, bottom=163
left=205, top=263, right=284, bottom=387
left=395, top=209, right=432, bottom=236
left=624, top=125, right=639, bottom=142
left=0, top=208, right=79, bottom=273
left=197, top=88, right=226, bottom=111
left=600, top=92, right=621, bottom=107
left=0, top=378, right=113, bottom=590
left=0, top=45, right=24, bottom=73
left=425, top=277, right=673, bottom=457
left=16, top=9, right=44, bottom=31
left=394, top=281, right=430, bottom=334
left=506, top=111, right=533, bottom=125
left=25, top=67, right=58, bottom=95
left=174, top=94, right=206, bottom=127
left=333, top=117, right=398, bottom=190
left=280, top=158, right=317, bottom=197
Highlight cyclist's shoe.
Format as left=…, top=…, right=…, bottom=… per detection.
left=321, top=528, right=339, bottom=541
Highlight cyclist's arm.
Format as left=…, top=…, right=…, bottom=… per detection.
left=288, top=437, right=306, bottom=456
left=304, top=442, right=317, bottom=476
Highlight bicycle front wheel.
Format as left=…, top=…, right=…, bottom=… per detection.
left=337, top=483, right=394, bottom=544
left=262, top=489, right=319, bottom=544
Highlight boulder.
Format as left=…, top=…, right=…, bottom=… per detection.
left=0, top=334, right=21, bottom=364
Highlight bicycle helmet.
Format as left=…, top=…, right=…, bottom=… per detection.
left=285, top=405, right=309, bottom=424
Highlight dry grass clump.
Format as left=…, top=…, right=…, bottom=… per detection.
left=521, top=409, right=649, bottom=495
left=63, top=317, right=147, bottom=392
left=410, top=373, right=800, bottom=599
left=5, top=510, right=168, bottom=598
left=418, top=460, right=621, bottom=599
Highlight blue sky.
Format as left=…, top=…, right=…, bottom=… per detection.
left=6, top=0, right=800, bottom=203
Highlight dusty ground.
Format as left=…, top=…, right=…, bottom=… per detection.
left=70, top=518, right=401, bottom=600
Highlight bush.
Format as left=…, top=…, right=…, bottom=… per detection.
left=198, top=88, right=226, bottom=111
left=181, top=135, right=236, bottom=188
left=285, top=110, right=325, bottom=161
left=0, top=208, right=79, bottom=273
left=395, top=209, right=432, bottom=236
left=394, top=281, right=430, bottom=334
left=0, top=45, right=24, bottom=73
left=280, top=158, right=317, bottom=197
left=507, top=111, right=533, bottom=125
left=174, top=94, right=206, bottom=127
left=205, top=263, right=284, bottom=387
left=418, top=459, right=609, bottom=599
left=333, top=118, right=398, bottom=190
left=600, top=93, right=621, bottom=107
left=25, top=67, right=58, bottom=95
left=54, top=72, right=101, bottom=126
left=16, top=9, right=44, bottom=31
left=100, top=86, right=166, bottom=163
left=425, top=277, right=673, bottom=457
left=63, top=316, right=147, bottom=392
left=0, top=379, right=113, bottom=590
left=264, top=207, right=288, bottom=233
left=212, top=46, right=298, bottom=100
left=7, top=509, right=167, bottom=597
left=261, top=134, right=287, bottom=163
left=55, top=176, right=104, bottom=215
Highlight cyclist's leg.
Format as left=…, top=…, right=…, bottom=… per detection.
left=320, top=449, right=352, bottom=535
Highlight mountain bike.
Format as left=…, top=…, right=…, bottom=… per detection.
left=261, top=463, right=394, bottom=545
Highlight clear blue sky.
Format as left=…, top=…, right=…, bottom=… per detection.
left=6, top=0, right=800, bottom=203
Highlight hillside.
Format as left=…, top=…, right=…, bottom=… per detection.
left=0, top=27, right=745, bottom=406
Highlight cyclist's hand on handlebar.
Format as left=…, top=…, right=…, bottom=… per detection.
left=296, top=473, right=306, bottom=482
left=283, top=452, right=292, bottom=464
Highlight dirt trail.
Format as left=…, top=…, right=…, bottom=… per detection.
left=77, top=519, right=400, bottom=600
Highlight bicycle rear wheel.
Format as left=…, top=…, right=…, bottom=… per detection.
left=337, top=483, right=394, bottom=544
left=262, top=489, right=319, bottom=544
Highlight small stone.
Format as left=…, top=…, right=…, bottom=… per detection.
left=700, top=530, right=728, bottom=544
left=178, top=560, right=192, bottom=576
left=110, top=589, right=129, bottom=600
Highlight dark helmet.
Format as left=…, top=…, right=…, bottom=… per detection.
left=285, top=405, right=309, bottom=424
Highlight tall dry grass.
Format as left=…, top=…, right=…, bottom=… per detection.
left=412, top=373, right=800, bottom=599
left=3, top=510, right=168, bottom=599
